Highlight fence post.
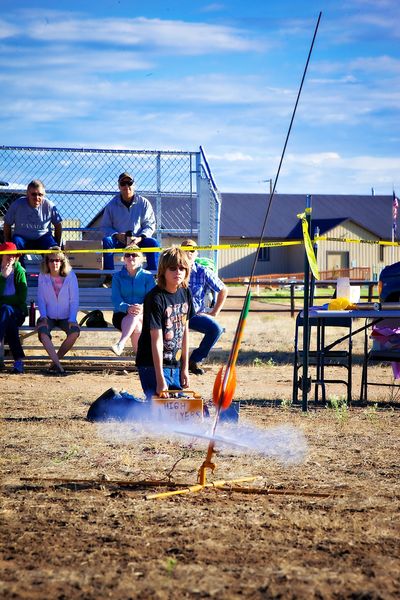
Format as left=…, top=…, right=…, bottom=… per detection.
left=290, top=283, right=295, bottom=317
left=368, top=283, right=374, bottom=301
left=301, top=194, right=312, bottom=412
left=156, top=152, right=162, bottom=245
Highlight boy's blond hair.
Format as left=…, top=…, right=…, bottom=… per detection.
left=157, top=246, right=190, bottom=290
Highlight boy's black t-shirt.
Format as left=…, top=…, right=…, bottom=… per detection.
left=136, top=285, right=195, bottom=368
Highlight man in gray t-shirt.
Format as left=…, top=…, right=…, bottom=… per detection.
left=4, top=179, right=62, bottom=265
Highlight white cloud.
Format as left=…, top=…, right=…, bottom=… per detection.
left=264, top=152, right=400, bottom=195
left=207, top=152, right=254, bottom=162
left=0, top=18, right=19, bottom=38
left=0, top=4, right=399, bottom=199
left=0, top=45, right=153, bottom=72
left=350, top=56, right=400, bottom=74
left=352, top=0, right=398, bottom=6
left=200, top=4, right=226, bottom=13
left=0, top=70, right=291, bottom=114
left=285, top=152, right=341, bottom=166
left=22, top=15, right=265, bottom=55
left=314, top=56, right=400, bottom=77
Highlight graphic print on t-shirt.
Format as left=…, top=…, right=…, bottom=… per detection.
left=163, top=301, right=189, bottom=363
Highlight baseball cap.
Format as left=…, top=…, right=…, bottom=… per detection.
left=118, top=172, right=134, bottom=184
left=0, top=241, right=20, bottom=256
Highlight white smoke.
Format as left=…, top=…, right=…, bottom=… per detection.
left=97, top=417, right=307, bottom=465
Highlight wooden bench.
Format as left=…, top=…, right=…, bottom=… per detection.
left=16, top=286, right=136, bottom=365
left=25, top=286, right=115, bottom=317
left=25, top=266, right=119, bottom=289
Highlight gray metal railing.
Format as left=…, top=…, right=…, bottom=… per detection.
left=0, top=145, right=220, bottom=255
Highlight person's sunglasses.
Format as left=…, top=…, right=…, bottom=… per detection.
left=120, top=181, right=133, bottom=187
left=48, top=258, right=62, bottom=262
left=124, top=253, right=140, bottom=258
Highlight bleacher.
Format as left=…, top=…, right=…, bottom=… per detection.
left=1, top=145, right=221, bottom=369
left=16, top=266, right=135, bottom=366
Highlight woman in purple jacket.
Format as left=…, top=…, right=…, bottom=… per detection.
left=37, top=246, right=80, bottom=375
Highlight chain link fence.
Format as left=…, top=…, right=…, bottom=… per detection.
left=0, top=146, right=220, bottom=254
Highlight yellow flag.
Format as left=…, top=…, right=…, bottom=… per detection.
left=297, top=212, right=320, bottom=280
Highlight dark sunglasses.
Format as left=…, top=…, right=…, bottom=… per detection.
left=120, top=181, right=133, bottom=187
left=48, top=258, right=62, bottom=263
left=124, top=253, right=140, bottom=258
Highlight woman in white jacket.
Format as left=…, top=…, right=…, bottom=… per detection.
left=37, top=246, right=80, bottom=375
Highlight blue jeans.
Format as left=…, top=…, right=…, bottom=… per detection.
left=189, top=314, right=224, bottom=363
left=102, top=235, right=160, bottom=271
left=0, top=304, right=25, bottom=360
left=13, top=233, right=58, bottom=267
left=137, top=366, right=182, bottom=400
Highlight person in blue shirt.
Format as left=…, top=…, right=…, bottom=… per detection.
left=101, top=172, right=160, bottom=273
left=110, top=245, right=155, bottom=356
left=3, top=180, right=63, bottom=268
left=181, top=239, right=228, bottom=375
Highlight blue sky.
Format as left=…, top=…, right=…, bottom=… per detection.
left=1, top=0, right=399, bottom=195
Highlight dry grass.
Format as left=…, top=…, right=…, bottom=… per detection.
left=1, top=311, right=400, bottom=599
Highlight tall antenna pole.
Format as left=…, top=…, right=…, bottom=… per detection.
left=212, top=11, right=323, bottom=421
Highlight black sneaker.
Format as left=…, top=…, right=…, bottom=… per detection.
left=189, top=361, right=205, bottom=375
left=46, top=366, right=67, bottom=376
left=101, top=275, right=113, bottom=288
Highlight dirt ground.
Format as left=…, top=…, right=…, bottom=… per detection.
left=1, top=310, right=400, bottom=599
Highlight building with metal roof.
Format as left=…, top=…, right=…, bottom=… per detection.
left=218, top=193, right=397, bottom=279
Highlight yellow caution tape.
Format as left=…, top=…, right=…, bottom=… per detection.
left=297, top=212, right=320, bottom=280
left=1, top=234, right=398, bottom=256
left=315, top=236, right=400, bottom=246
left=0, top=240, right=302, bottom=255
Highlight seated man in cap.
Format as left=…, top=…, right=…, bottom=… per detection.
left=101, top=172, right=160, bottom=275
left=181, top=239, right=228, bottom=375
left=3, top=179, right=62, bottom=267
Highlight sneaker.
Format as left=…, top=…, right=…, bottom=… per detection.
left=111, top=342, right=124, bottom=356
left=101, top=275, right=113, bottom=288
left=12, top=360, right=24, bottom=374
left=46, top=365, right=67, bottom=376
left=95, top=387, right=120, bottom=403
left=189, top=361, right=204, bottom=375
